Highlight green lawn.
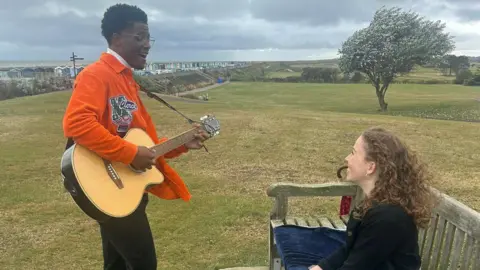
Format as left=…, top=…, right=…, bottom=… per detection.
left=207, top=82, right=480, bottom=121
left=265, top=64, right=475, bottom=83
left=399, top=66, right=454, bottom=82
left=1, top=82, right=480, bottom=269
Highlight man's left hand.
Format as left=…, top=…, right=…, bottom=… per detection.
left=184, top=123, right=209, bottom=150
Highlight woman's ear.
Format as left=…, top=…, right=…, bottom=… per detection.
left=366, top=161, right=376, bottom=176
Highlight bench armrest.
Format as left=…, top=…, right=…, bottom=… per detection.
left=267, top=182, right=360, bottom=220
left=267, top=182, right=358, bottom=198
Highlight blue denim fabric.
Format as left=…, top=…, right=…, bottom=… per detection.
left=273, top=225, right=347, bottom=270
left=287, top=266, right=310, bottom=270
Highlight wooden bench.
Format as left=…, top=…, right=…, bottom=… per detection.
left=267, top=182, right=480, bottom=270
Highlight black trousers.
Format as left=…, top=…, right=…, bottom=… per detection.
left=98, top=194, right=157, bottom=270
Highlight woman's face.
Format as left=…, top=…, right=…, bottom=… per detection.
left=344, top=135, right=376, bottom=182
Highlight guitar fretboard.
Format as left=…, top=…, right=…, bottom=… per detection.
left=151, top=128, right=197, bottom=158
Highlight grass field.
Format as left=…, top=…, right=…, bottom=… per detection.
left=1, top=82, right=480, bottom=269
left=266, top=63, right=480, bottom=83
left=400, top=66, right=453, bottom=80
left=266, top=65, right=456, bottom=82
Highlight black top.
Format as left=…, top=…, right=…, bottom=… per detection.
left=317, top=202, right=421, bottom=270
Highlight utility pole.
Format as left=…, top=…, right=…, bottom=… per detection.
left=70, top=52, right=84, bottom=78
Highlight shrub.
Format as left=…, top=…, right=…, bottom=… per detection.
left=301, top=67, right=340, bottom=83
left=455, top=69, right=473, bottom=84
left=464, top=74, right=480, bottom=86
left=0, top=77, right=73, bottom=101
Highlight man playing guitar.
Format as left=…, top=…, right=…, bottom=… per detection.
left=62, top=4, right=209, bottom=269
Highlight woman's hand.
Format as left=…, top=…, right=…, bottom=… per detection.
left=308, top=265, right=322, bottom=270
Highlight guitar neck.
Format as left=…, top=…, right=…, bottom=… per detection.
left=151, top=128, right=197, bottom=158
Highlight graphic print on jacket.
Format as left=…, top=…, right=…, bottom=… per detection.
left=109, top=95, right=138, bottom=133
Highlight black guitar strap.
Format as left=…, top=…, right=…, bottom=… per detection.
left=65, top=137, right=75, bottom=150
left=138, top=86, right=197, bottom=125
left=138, top=87, right=209, bottom=153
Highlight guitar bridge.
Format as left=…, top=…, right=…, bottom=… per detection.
left=103, top=159, right=124, bottom=189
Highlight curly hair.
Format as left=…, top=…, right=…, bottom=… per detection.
left=101, top=4, right=148, bottom=44
left=356, top=127, right=438, bottom=228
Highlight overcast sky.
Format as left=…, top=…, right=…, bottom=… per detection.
left=1, top=0, right=479, bottom=62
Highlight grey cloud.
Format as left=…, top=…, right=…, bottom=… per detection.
left=452, top=33, right=480, bottom=51
left=249, top=0, right=374, bottom=26
left=454, top=6, right=480, bottom=22
left=445, top=0, right=480, bottom=3
left=0, top=13, right=102, bottom=48
left=151, top=26, right=273, bottom=50
left=148, top=16, right=341, bottom=51
left=0, top=0, right=344, bottom=52
left=0, top=0, right=479, bottom=61
left=248, top=0, right=420, bottom=26
left=457, top=8, right=480, bottom=21
left=441, top=0, right=480, bottom=21
left=140, top=0, right=251, bottom=19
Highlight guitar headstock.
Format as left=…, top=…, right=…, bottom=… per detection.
left=200, top=114, right=220, bottom=138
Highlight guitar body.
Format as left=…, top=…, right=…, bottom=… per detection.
left=61, top=128, right=164, bottom=222
left=61, top=114, right=220, bottom=222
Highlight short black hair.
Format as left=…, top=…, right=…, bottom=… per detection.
left=101, top=4, right=148, bottom=44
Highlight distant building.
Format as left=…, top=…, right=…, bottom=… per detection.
left=133, top=70, right=154, bottom=76
left=21, top=68, right=35, bottom=78
left=0, top=68, right=9, bottom=79
left=142, top=61, right=249, bottom=74
left=31, top=67, right=55, bottom=79
left=55, top=66, right=70, bottom=77
left=0, top=61, right=250, bottom=80
left=7, top=68, right=21, bottom=78
left=54, top=66, right=84, bottom=77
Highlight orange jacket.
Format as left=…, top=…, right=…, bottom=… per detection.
left=62, top=52, right=191, bottom=201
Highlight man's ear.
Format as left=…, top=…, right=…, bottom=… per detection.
left=110, top=33, right=121, bottom=46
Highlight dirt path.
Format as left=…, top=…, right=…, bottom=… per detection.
left=177, top=81, right=230, bottom=96
left=139, top=81, right=230, bottom=104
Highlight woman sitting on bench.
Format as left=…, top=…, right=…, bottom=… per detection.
left=309, top=127, right=438, bottom=270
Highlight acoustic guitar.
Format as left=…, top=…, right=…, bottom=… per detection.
left=61, top=115, right=220, bottom=222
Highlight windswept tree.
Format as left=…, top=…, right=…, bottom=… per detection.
left=338, top=7, right=455, bottom=111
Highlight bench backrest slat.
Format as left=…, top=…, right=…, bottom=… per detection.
left=418, top=189, right=480, bottom=269
left=461, top=236, right=476, bottom=269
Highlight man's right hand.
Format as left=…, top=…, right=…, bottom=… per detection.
left=131, top=146, right=156, bottom=171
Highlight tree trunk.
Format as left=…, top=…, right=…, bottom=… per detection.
left=375, top=84, right=389, bottom=112
left=377, top=92, right=388, bottom=111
